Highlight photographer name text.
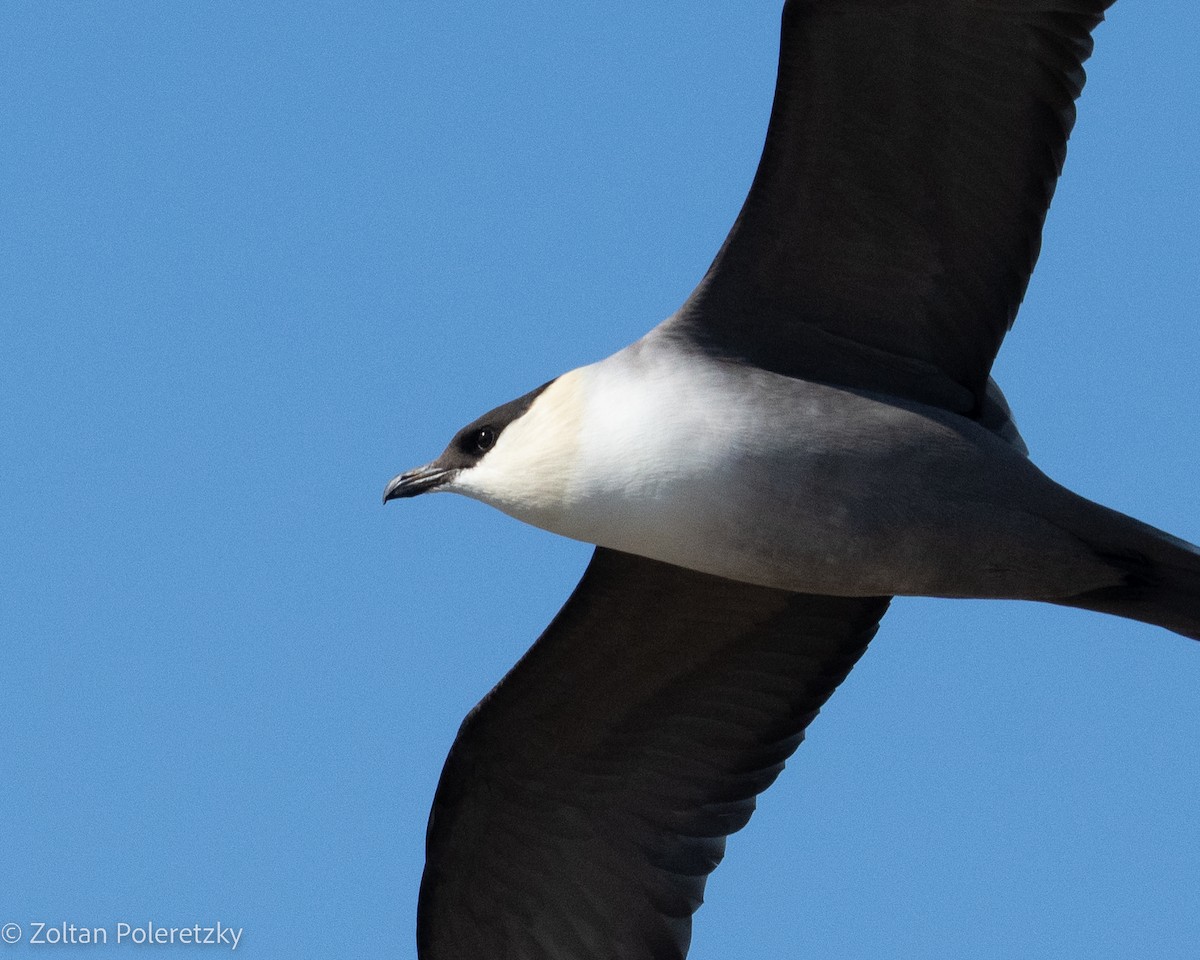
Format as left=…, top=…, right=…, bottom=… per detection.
left=5, top=921, right=241, bottom=950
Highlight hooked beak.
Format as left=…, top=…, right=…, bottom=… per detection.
left=382, top=465, right=453, bottom=503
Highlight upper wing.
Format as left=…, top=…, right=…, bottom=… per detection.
left=667, top=0, right=1115, bottom=413
left=417, top=548, right=889, bottom=960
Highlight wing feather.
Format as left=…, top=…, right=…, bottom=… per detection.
left=668, top=0, right=1115, bottom=412
left=417, top=548, right=889, bottom=960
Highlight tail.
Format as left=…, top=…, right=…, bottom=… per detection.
left=1054, top=502, right=1200, bottom=642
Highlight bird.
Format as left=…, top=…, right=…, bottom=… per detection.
left=385, top=2, right=1198, bottom=958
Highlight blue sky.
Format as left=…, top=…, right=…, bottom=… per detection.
left=2, top=2, right=1198, bottom=958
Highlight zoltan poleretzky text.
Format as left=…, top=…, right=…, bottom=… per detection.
left=19, top=920, right=242, bottom=949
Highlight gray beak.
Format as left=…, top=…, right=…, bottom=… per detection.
left=382, top=465, right=452, bottom=503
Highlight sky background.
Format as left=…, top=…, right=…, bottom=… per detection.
left=2, top=2, right=1198, bottom=958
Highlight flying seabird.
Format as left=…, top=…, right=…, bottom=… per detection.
left=385, top=2, right=1198, bottom=958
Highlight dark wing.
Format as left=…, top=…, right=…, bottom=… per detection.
left=667, top=0, right=1115, bottom=413
left=417, top=548, right=889, bottom=960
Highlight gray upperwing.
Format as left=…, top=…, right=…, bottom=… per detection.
left=666, top=0, right=1114, bottom=413
left=417, top=547, right=889, bottom=960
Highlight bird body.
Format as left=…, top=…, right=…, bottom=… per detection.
left=399, top=319, right=1200, bottom=635
left=442, top=326, right=1133, bottom=603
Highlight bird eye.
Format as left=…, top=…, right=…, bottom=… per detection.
left=473, top=426, right=496, bottom=453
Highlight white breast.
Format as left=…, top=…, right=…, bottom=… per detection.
left=561, top=339, right=762, bottom=563
left=452, top=330, right=759, bottom=566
